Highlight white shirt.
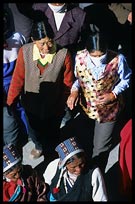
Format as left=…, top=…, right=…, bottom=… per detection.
left=53, top=12, right=65, bottom=30
left=43, top=158, right=108, bottom=201
left=48, top=3, right=66, bottom=31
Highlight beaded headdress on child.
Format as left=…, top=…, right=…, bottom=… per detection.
left=3, top=144, right=22, bottom=173
left=55, top=137, right=84, bottom=169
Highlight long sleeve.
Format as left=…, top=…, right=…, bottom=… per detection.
left=92, top=167, right=108, bottom=201
left=71, top=79, right=80, bottom=92
left=43, top=159, right=59, bottom=185
left=112, top=54, right=132, bottom=96
left=3, top=32, right=26, bottom=95
left=7, top=47, right=25, bottom=105
left=63, top=51, right=74, bottom=98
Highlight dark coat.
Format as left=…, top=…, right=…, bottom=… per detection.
left=33, top=4, right=90, bottom=52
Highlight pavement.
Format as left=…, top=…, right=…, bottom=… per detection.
left=22, top=139, right=119, bottom=174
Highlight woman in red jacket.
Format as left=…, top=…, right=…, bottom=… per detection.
left=7, top=21, right=74, bottom=159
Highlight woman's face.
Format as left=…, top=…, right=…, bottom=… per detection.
left=35, top=37, right=54, bottom=55
left=66, top=156, right=86, bottom=176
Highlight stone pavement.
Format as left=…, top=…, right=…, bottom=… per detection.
left=22, top=139, right=119, bottom=173
left=23, top=140, right=44, bottom=169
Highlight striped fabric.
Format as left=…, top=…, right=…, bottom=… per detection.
left=55, top=137, right=84, bottom=169
left=3, top=144, right=21, bottom=173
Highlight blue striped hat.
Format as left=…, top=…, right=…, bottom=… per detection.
left=3, top=144, right=21, bottom=173
left=55, top=137, right=84, bottom=169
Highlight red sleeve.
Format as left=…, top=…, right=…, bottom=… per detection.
left=7, top=47, right=25, bottom=105
left=63, top=51, right=74, bottom=97
left=119, top=119, right=132, bottom=192
left=3, top=181, right=17, bottom=201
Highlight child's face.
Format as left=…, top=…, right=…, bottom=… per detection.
left=66, top=156, right=86, bottom=176
left=4, top=166, right=22, bottom=182
left=89, top=50, right=104, bottom=57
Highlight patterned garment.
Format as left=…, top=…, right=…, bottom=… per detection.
left=3, top=165, right=48, bottom=202
left=75, top=49, right=124, bottom=122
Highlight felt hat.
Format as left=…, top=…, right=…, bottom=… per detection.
left=3, top=144, right=21, bottom=173
left=55, top=137, right=84, bottom=169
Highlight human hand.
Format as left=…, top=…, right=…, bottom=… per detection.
left=128, top=12, right=132, bottom=24
left=96, top=92, right=116, bottom=105
left=67, top=91, right=79, bottom=110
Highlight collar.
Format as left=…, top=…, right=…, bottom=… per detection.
left=33, top=44, right=56, bottom=65
left=48, top=3, right=67, bottom=13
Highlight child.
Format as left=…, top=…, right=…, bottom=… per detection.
left=67, top=32, right=132, bottom=172
left=43, top=137, right=108, bottom=201
left=3, top=144, right=48, bottom=201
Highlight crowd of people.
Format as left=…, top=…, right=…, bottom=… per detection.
left=3, top=3, right=132, bottom=201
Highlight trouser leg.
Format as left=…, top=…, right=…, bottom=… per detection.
left=25, top=112, right=43, bottom=151
left=3, top=106, right=20, bottom=145
left=26, top=111, right=63, bottom=153
left=92, top=120, right=116, bottom=171
left=3, top=106, right=23, bottom=156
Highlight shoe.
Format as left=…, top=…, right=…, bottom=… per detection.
left=30, top=148, right=42, bottom=159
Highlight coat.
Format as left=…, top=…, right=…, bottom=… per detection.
left=33, top=3, right=89, bottom=52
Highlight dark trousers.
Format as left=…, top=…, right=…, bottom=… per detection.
left=3, top=106, right=28, bottom=155
left=3, top=106, right=20, bottom=145
left=26, top=111, right=63, bottom=155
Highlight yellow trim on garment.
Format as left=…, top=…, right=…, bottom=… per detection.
left=33, top=44, right=56, bottom=65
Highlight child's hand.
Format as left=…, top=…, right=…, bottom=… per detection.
left=67, top=91, right=79, bottom=110
left=96, top=92, right=116, bottom=105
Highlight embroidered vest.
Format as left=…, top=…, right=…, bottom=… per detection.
left=50, top=167, right=93, bottom=201
left=76, top=50, right=124, bottom=123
